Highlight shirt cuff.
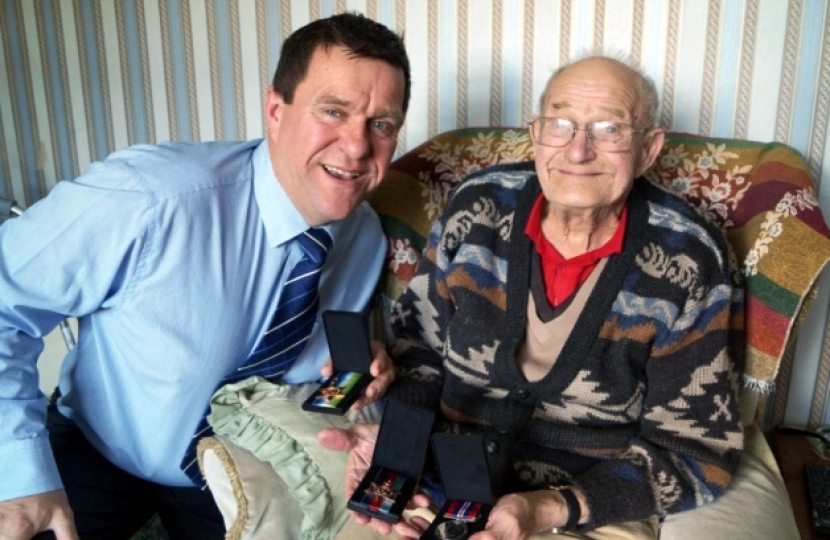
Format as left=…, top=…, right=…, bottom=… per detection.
left=0, top=436, right=63, bottom=501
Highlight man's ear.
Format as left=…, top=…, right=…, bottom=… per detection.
left=263, top=87, right=285, bottom=133
left=635, top=128, right=666, bottom=177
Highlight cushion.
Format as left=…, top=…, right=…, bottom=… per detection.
left=200, top=434, right=409, bottom=540
left=660, top=424, right=799, bottom=539
left=197, top=376, right=383, bottom=540
left=200, top=434, right=301, bottom=540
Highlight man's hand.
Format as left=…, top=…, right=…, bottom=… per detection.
left=469, top=492, right=538, bottom=540
left=470, top=490, right=575, bottom=540
left=0, top=490, right=78, bottom=540
left=318, top=423, right=429, bottom=538
left=319, top=339, right=395, bottom=409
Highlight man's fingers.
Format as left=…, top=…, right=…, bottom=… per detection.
left=319, top=360, right=334, bottom=378
left=369, top=369, right=394, bottom=392
left=347, top=510, right=395, bottom=536
left=408, top=492, right=432, bottom=509
left=394, top=517, right=427, bottom=538
left=52, top=523, right=80, bottom=540
left=352, top=380, right=384, bottom=408
left=36, top=511, right=79, bottom=540
left=318, top=423, right=379, bottom=451
left=0, top=490, right=78, bottom=540
left=317, top=427, right=352, bottom=451
left=346, top=422, right=380, bottom=444
left=349, top=509, right=370, bottom=525
left=369, top=357, right=387, bottom=378
left=49, top=506, right=79, bottom=540
left=368, top=341, right=392, bottom=378
left=408, top=514, right=432, bottom=529
left=365, top=516, right=393, bottom=536
left=345, top=341, right=394, bottom=409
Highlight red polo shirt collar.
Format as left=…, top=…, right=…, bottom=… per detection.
left=524, top=194, right=628, bottom=308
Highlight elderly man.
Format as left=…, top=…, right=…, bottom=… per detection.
left=321, top=55, right=744, bottom=540
left=0, top=12, right=408, bottom=540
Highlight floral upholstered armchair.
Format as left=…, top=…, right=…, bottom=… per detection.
left=366, top=127, right=830, bottom=540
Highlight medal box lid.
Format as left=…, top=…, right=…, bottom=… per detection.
left=323, top=310, right=373, bottom=373
left=372, top=399, right=435, bottom=478
left=432, top=432, right=495, bottom=506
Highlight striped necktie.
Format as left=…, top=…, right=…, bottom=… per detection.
left=180, top=227, right=333, bottom=484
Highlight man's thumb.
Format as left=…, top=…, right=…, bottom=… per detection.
left=50, top=518, right=79, bottom=540
left=318, top=427, right=353, bottom=451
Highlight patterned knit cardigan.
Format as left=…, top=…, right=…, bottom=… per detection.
left=386, top=161, right=745, bottom=531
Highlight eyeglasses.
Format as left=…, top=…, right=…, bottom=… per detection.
left=528, top=117, right=649, bottom=153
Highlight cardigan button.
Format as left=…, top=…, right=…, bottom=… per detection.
left=486, top=440, right=500, bottom=454
left=517, top=388, right=530, bottom=399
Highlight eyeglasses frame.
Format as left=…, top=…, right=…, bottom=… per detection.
left=527, top=116, right=653, bottom=153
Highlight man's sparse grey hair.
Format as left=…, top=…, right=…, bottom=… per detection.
left=538, top=50, right=660, bottom=129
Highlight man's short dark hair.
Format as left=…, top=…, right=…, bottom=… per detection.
left=271, top=12, right=411, bottom=114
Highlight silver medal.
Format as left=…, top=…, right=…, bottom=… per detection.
left=435, top=520, right=468, bottom=540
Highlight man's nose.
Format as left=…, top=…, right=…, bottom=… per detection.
left=339, top=120, right=371, bottom=158
left=565, top=128, right=595, bottom=162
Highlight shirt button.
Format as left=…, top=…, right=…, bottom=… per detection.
left=517, top=388, right=530, bottom=399
left=486, top=440, right=500, bottom=454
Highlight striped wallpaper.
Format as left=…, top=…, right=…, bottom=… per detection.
left=1, top=0, right=829, bottom=429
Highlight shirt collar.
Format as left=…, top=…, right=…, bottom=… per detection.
left=252, top=140, right=329, bottom=248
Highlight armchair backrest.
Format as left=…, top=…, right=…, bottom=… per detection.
left=368, top=127, right=830, bottom=428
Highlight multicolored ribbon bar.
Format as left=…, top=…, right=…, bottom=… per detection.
left=443, top=499, right=483, bottom=522
left=359, top=468, right=406, bottom=515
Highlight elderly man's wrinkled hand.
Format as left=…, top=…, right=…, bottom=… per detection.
left=0, top=490, right=79, bottom=540
left=318, top=423, right=430, bottom=537
left=469, top=491, right=564, bottom=540
left=354, top=340, right=394, bottom=408
left=318, top=424, right=390, bottom=532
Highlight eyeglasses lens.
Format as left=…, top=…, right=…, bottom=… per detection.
left=532, top=118, right=634, bottom=152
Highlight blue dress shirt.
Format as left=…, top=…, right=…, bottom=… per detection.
left=0, top=139, right=386, bottom=499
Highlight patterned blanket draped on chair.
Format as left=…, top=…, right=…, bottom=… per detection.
left=367, top=127, right=830, bottom=429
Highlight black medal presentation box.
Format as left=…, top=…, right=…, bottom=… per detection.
left=421, top=433, right=495, bottom=540
left=347, top=400, right=435, bottom=523
left=301, top=310, right=373, bottom=415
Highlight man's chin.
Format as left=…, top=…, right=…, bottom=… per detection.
left=316, top=205, right=361, bottom=225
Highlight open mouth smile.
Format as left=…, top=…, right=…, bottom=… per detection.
left=324, top=164, right=361, bottom=180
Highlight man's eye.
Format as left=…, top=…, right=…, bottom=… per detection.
left=370, top=120, right=396, bottom=138
left=548, top=119, right=573, bottom=134
left=594, top=122, right=621, bottom=135
left=322, top=109, right=344, bottom=119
